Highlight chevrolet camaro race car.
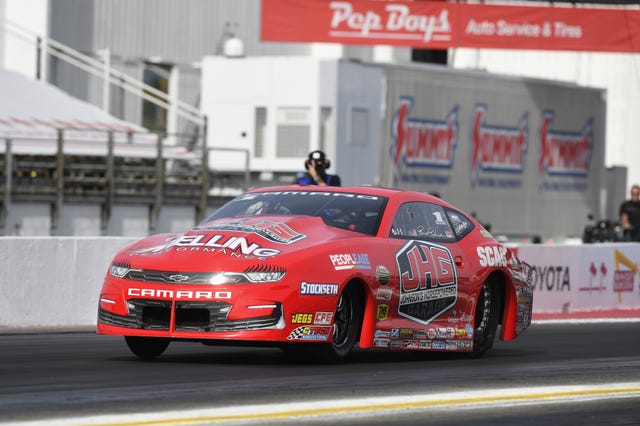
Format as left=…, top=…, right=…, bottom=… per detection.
left=97, top=185, right=533, bottom=362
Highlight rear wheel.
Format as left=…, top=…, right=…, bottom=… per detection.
left=124, top=336, right=170, bottom=359
left=471, top=280, right=500, bottom=357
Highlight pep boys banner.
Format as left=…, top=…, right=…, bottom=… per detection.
left=262, top=0, right=640, bottom=53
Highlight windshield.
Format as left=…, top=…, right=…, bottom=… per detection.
left=203, top=190, right=388, bottom=236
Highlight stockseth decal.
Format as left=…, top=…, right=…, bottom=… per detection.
left=391, top=97, right=458, bottom=169
left=471, top=104, right=528, bottom=188
left=396, top=240, right=458, bottom=325
left=196, top=217, right=306, bottom=244
left=300, top=281, right=339, bottom=296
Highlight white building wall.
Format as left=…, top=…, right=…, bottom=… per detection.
left=451, top=48, right=640, bottom=193
left=201, top=56, right=331, bottom=175
left=0, top=0, right=48, bottom=78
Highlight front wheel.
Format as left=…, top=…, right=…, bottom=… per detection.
left=125, top=336, right=170, bottom=359
left=283, top=285, right=362, bottom=363
left=471, top=280, right=501, bottom=357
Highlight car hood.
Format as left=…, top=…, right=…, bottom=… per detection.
left=113, top=215, right=361, bottom=271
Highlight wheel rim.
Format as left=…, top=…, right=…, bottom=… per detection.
left=333, top=292, right=352, bottom=348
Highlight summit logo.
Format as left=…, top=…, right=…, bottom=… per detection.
left=471, top=105, right=528, bottom=186
left=391, top=97, right=458, bottom=169
left=538, top=111, right=593, bottom=178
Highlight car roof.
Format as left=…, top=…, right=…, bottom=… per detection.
left=247, top=185, right=447, bottom=206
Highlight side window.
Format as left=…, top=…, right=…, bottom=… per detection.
left=446, top=208, right=474, bottom=239
left=390, top=202, right=456, bottom=242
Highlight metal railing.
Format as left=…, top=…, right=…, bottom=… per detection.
left=0, top=129, right=250, bottom=235
left=0, top=19, right=206, bottom=132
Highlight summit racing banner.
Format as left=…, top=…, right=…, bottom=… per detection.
left=262, top=0, right=640, bottom=53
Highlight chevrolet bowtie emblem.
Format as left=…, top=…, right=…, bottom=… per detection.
left=167, top=274, right=189, bottom=282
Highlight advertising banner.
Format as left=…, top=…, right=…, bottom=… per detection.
left=377, top=64, right=605, bottom=238
left=262, top=0, right=640, bottom=53
left=516, top=243, right=640, bottom=313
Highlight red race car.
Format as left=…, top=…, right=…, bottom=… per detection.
left=97, top=185, right=533, bottom=362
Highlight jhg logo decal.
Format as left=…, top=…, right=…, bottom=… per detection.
left=391, top=97, right=458, bottom=169
left=396, top=240, right=458, bottom=325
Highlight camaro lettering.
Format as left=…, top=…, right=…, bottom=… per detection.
left=127, top=288, right=232, bottom=300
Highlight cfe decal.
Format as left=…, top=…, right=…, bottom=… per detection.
left=470, top=104, right=528, bottom=188
left=391, top=97, right=458, bottom=170
left=538, top=111, right=593, bottom=190
left=396, top=240, right=458, bottom=325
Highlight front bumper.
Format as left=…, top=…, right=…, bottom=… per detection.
left=98, top=299, right=283, bottom=332
left=96, top=275, right=338, bottom=342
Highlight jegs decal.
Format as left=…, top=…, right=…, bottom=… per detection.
left=396, top=240, right=458, bottom=325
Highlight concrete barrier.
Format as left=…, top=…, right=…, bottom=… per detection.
left=1, top=238, right=639, bottom=331
left=0, top=237, right=138, bottom=330
left=514, top=243, right=640, bottom=314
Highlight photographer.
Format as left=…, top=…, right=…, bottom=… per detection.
left=295, top=150, right=341, bottom=186
left=619, top=184, right=640, bottom=241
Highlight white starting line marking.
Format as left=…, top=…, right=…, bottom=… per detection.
left=4, top=383, right=640, bottom=426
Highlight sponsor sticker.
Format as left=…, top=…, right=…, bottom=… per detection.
left=300, top=281, right=339, bottom=296
left=314, top=312, right=334, bottom=325
left=287, top=326, right=332, bottom=341
left=291, top=313, right=314, bottom=324
left=376, top=265, right=391, bottom=285
left=377, top=304, right=390, bottom=321
left=396, top=240, right=458, bottom=325
left=127, top=288, right=231, bottom=300
left=329, top=253, right=371, bottom=270
left=376, top=287, right=393, bottom=301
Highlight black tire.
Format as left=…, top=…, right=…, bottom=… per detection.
left=124, top=336, right=170, bottom=359
left=282, top=285, right=362, bottom=363
left=471, top=280, right=500, bottom=357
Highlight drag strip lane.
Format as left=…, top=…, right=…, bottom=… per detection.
left=1, top=321, right=639, bottom=425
